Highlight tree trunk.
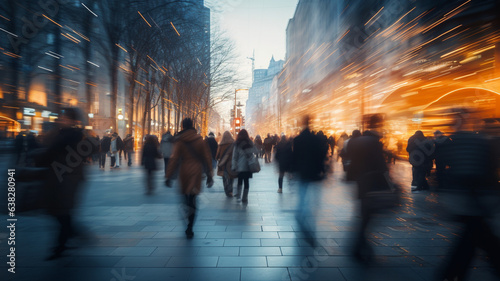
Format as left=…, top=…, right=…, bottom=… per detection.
left=110, top=45, right=119, bottom=131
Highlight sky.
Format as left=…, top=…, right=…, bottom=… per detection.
left=207, top=0, right=299, bottom=120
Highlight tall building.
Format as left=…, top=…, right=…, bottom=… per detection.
left=246, top=56, right=284, bottom=135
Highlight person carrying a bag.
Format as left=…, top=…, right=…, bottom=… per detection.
left=216, top=131, right=237, bottom=197
left=165, top=118, right=213, bottom=238
left=231, top=129, right=259, bottom=203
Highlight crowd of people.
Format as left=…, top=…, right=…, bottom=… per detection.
left=9, top=108, right=500, bottom=280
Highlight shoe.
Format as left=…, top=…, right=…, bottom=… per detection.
left=410, top=185, right=418, bottom=191
left=115, top=166, right=120, bottom=168
left=277, top=188, right=282, bottom=193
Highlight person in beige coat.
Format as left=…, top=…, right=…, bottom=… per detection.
left=165, top=118, right=213, bottom=238
left=216, top=131, right=236, bottom=197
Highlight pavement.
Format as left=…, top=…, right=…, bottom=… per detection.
left=0, top=152, right=499, bottom=281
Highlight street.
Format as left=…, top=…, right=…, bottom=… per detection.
left=0, top=154, right=498, bottom=281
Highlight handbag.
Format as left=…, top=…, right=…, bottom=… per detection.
left=245, top=147, right=260, bottom=173
left=360, top=171, right=401, bottom=213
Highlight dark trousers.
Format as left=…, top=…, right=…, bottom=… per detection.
left=265, top=150, right=272, bottom=163
left=185, top=195, right=197, bottom=230
left=411, top=165, right=428, bottom=189
left=354, top=200, right=374, bottom=260
left=237, top=175, right=250, bottom=190
left=146, top=169, right=154, bottom=193
left=110, top=155, right=116, bottom=167
left=164, top=157, right=170, bottom=176
left=55, top=214, right=73, bottom=252
left=99, top=153, right=106, bottom=168
left=441, top=216, right=500, bottom=280
left=127, top=152, right=132, bottom=166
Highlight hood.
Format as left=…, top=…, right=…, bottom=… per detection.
left=176, top=128, right=202, bottom=143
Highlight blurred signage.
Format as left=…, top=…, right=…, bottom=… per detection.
left=23, top=107, right=36, bottom=116
left=41, top=110, right=51, bottom=118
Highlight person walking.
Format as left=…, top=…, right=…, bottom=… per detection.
left=437, top=111, right=500, bottom=281
left=275, top=134, right=293, bottom=193
left=263, top=133, right=273, bottom=163
left=160, top=131, right=174, bottom=175
left=433, top=130, right=449, bottom=189
left=406, top=130, right=434, bottom=191
left=216, top=131, right=236, bottom=197
left=110, top=132, right=120, bottom=168
left=165, top=118, right=213, bottom=238
left=141, top=135, right=161, bottom=195
left=231, top=129, right=259, bottom=203
left=292, top=116, right=328, bottom=246
left=41, top=108, right=87, bottom=260
left=205, top=132, right=218, bottom=173
left=347, top=114, right=398, bottom=263
left=99, top=133, right=111, bottom=169
left=254, top=135, right=263, bottom=158
left=123, top=134, right=134, bottom=166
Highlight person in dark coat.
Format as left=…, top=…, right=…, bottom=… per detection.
left=347, top=114, right=390, bottom=262
left=205, top=132, right=218, bottom=172
left=328, top=135, right=336, bottom=157
left=275, top=135, right=293, bottom=193
left=292, top=116, right=327, bottom=246
left=437, top=112, right=500, bottom=281
left=263, top=134, right=274, bottom=163
left=99, top=134, right=111, bottom=169
left=406, top=130, right=434, bottom=191
left=141, top=135, right=161, bottom=195
left=123, top=134, right=134, bottom=166
left=254, top=135, right=263, bottom=158
left=41, top=108, right=87, bottom=260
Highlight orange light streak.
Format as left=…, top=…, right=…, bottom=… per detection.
left=116, top=43, right=128, bottom=53
left=43, top=14, right=62, bottom=27
left=170, top=22, right=180, bottom=36
left=365, top=6, right=384, bottom=26
left=138, top=11, right=151, bottom=27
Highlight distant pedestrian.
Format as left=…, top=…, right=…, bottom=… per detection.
left=231, top=129, right=259, bottom=203
left=165, top=118, right=213, bottom=238
left=123, top=134, right=134, bottom=166
left=205, top=132, right=218, bottom=172
left=328, top=135, right=336, bottom=157
left=110, top=132, right=121, bottom=168
left=406, top=130, right=434, bottom=191
left=254, top=135, right=263, bottom=158
left=263, top=133, right=273, bottom=163
left=99, top=133, right=111, bottom=169
left=141, top=135, right=161, bottom=195
left=216, top=131, right=236, bottom=197
left=160, top=131, right=174, bottom=175
left=275, top=134, right=293, bottom=193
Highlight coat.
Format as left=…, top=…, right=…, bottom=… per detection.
left=216, top=143, right=234, bottom=177
left=292, top=129, right=327, bottom=181
left=205, top=137, right=218, bottom=160
left=166, top=129, right=213, bottom=195
left=231, top=140, right=257, bottom=173
left=141, top=142, right=160, bottom=171
left=123, top=136, right=134, bottom=152
left=275, top=139, right=293, bottom=173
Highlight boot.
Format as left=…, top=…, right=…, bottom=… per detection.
left=234, top=185, right=242, bottom=201
left=241, top=188, right=249, bottom=203
left=278, top=177, right=283, bottom=193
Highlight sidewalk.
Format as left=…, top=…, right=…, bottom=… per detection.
left=0, top=154, right=497, bottom=281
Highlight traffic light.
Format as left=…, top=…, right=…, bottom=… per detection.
left=234, top=118, right=241, bottom=133
left=230, top=109, right=235, bottom=118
